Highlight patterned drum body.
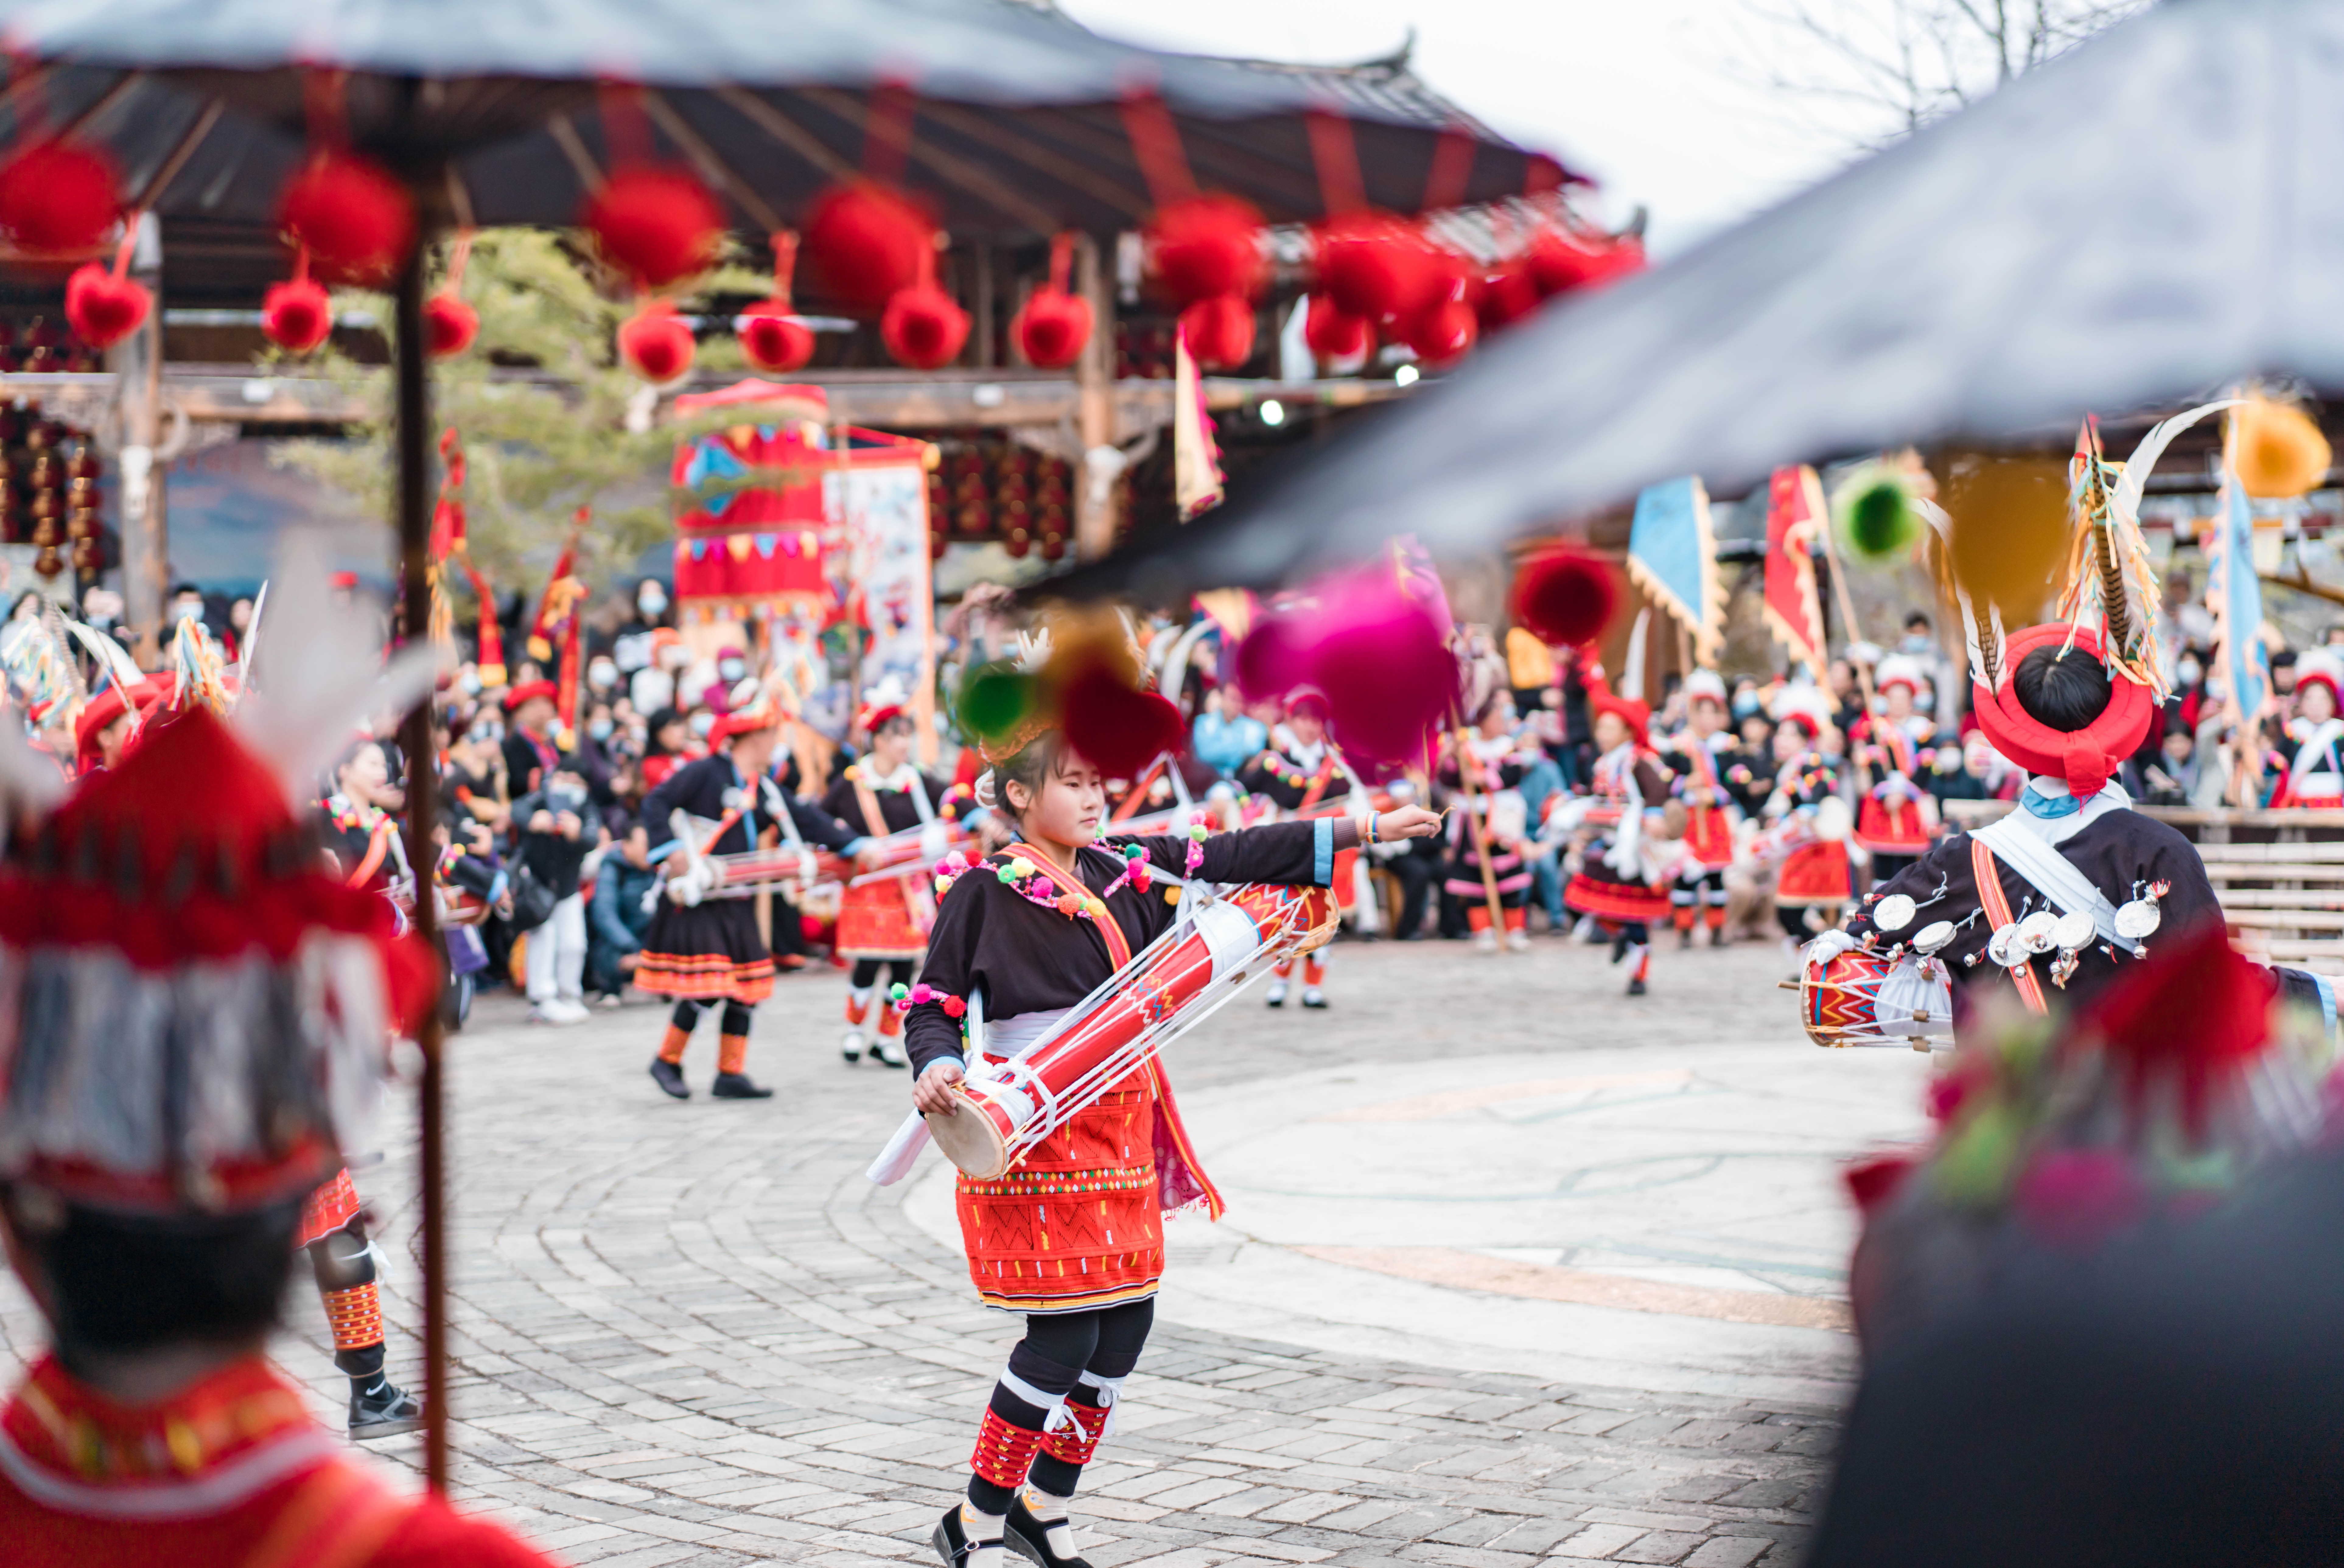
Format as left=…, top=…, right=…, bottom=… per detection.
left=1801, top=949, right=1954, bottom=1049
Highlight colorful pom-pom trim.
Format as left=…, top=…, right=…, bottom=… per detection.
left=893, top=981, right=969, bottom=1017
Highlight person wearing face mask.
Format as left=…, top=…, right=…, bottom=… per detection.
left=641, top=707, right=693, bottom=791
left=510, top=762, right=606, bottom=1025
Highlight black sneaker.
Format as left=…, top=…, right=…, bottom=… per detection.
left=711, top=1072, right=775, bottom=1099
left=349, top=1379, right=424, bottom=1440
left=1627, top=976, right=1648, bottom=997
left=934, top=1504, right=1003, bottom=1567
left=1006, top=1492, right=1093, bottom=1568
left=649, top=1057, right=689, bottom=1099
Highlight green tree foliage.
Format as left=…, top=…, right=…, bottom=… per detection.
left=271, top=229, right=769, bottom=595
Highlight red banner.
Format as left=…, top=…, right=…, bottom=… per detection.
left=1765, top=465, right=1828, bottom=675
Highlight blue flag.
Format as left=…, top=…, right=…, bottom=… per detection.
left=1627, top=476, right=1723, bottom=665
left=2215, top=452, right=2267, bottom=719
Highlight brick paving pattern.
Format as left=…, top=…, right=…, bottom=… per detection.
left=1, top=938, right=1836, bottom=1564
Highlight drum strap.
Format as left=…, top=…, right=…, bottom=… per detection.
left=1970, top=836, right=2048, bottom=1016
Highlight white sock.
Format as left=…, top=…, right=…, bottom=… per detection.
left=1023, top=1488, right=1079, bottom=1559
left=960, top=1500, right=1007, bottom=1567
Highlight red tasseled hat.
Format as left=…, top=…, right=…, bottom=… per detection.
left=1586, top=676, right=1650, bottom=747
left=502, top=678, right=558, bottom=713
left=72, top=673, right=171, bottom=773
left=857, top=700, right=906, bottom=735
left=0, top=706, right=430, bottom=1214
left=1970, top=623, right=2154, bottom=798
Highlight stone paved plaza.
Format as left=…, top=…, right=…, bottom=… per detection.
left=1, top=933, right=1934, bottom=1566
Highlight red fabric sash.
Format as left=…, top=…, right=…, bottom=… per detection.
left=1971, top=835, right=2048, bottom=1015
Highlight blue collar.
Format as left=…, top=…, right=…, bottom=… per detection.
left=2022, top=785, right=2083, bottom=819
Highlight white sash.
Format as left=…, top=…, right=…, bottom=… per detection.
left=1971, top=809, right=2144, bottom=957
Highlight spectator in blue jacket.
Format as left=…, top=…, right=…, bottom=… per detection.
left=587, top=822, right=661, bottom=1004
left=1191, top=686, right=1270, bottom=778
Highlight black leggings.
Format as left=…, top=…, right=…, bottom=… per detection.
left=850, top=957, right=914, bottom=992
left=971, top=1299, right=1155, bottom=1510
left=671, top=999, right=753, bottom=1035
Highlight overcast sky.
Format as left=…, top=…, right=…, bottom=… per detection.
left=1057, top=0, right=1882, bottom=257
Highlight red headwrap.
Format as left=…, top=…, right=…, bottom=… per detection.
left=1969, top=624, right=2154, bottom=798
left=501, top=678, right=558, bottom=713
left=1587, top=676, right=1650, bottom=747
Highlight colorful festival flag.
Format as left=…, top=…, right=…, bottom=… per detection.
left=1763, top=465, right=1828, bottom=676
left=1626, top=475, right=1724, bottom=665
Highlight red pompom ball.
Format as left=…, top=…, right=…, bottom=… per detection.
left=1302, top=297, right=1371, bottom=364
left=277, top=151, right=415, bottom=285
left=881, top=283, right=970, bottom=370
left=261, top=277, right=334, bottom=354
left=1061, top=665, right=1186, bottom=780
left=0, top=141, right=120, bottom=256
left=1510, top=549, right=1617, bottom=648
left=582, top=166, right=723, bottom=289
left=1311, top=590, right=1457, bottom=763
left=1476, top=261, right=1542, bottom=332
left=1144, top=195, right=1266, bottom=308
left=423, top=293, right=478, bottom=358
left=1180, top=294, right=1255, bottom=372
left=65, top=262, right=150, bottom=349
left=1315, top=212, right=1443, bottom=325
left=1014, top=287, right=1093, bottom=370
left=739, top=300, right=815, bottom=372
left=1399, top=295, right=1478, bottom=369
left=1233, top=613, right=1315, bottom=703
left=805, top=181, right=931, bottom=313
left=617, top=302, right=695, bottom=383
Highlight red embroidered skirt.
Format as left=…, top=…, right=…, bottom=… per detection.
left=298, top=1168, right=362, bottom=1249
left=1566, top=869, right=1674, bottom=923
left=835, top=877, right=931, bottom=961
left=956, top=1079, right=1166, bottom=1314
left=635, top=899, right=775, bottom=1004
left=1777, top=840, right=1854, bottom=905
left=1685, top=805, right=1735, bottom=869
left=1856, top=797, right=1932, bottom=855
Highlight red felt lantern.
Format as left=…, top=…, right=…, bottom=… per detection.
left=0, top=141, right=120, bottom=257
left=1476, top=261, right=1542, bottom=332
left=1002, top=530, right=1032, bottom=559
left=64, top=261, right=150, bottom=349
left=1013, top=233, right=1092, bottom=370
left=1510, top=549, right=1617, bottom=648
left=1399, top=294, right=1478, bottom=369
left=1525, top=228, right=1645, bottom=299
left=1179, top=294, right=1255, bottom=372
left=805, top=180, right=931, bottom=313
left=261, top=275, right=334, bottom=354
left=882, top=281, right=970, bottom=371
left=1302, top=297, right=1371, bottom=364
left=581, top=166, right=723, bottom=289
left=1143, top=194, right=1266, bottom=309
left=740, top=306, right=815, bottom=372
left=1061, top=664, right=1185, bottom=779
left=423, top=293, right=478, bottom=358
left=617, top=302, right=695, bottom=383
left=1314, top=212, right=1442, bottom=325
left=277, top=151, right=415, bottom=285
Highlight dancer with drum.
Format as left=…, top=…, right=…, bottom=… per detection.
left=825, top=694, right=963, bottom=1067
left=1849, top=654, right=1942, bottom=883
left=1556, top=680, right=1674, bottom=994
left=638, top=679, right=873, bottom=1100
left=1238, top=693, right=1365, bottom=1007
left=1658, top=669, right=1738, bottom=948
left=1765, top=691, right=1860, bottom=947
left=904, top=722, right=1439, bottom=1568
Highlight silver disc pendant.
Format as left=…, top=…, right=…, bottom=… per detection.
left=2113, top=899, right=2161, bottom=939
left=1912, top=919, right=1957, bottom=955
left=1873, top=893, right=1917, bottom=932
left=2051, top=910, right=2096, bottom=952
left=2017, top=910, right=2060, bottom=954
left=1988, top=924, right=2026, bottom=967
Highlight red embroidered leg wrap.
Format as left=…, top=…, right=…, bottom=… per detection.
left=1272, top=959, right=1294, bottom=980
left=322, top=1281, right=386, bottom=1353
left=876, top=1003, right=904, bottom=1040
left=1467, top=905, right=1492, bottom=934
left=844, top=989, right=871, bottom=1025
left=1037, top=1399, right=1111, bottom=1468
left=1673, top=903, right=1696, bottom=932
left=717, top=1032, right=750, bottom=1075
left=972, top=1406, right=1048, bottom=1489
left=658, top=1023, right=690, bottom=1065
left=1631, top=945, right=1652, bottom=983
left=1302, top=954, right=1325, bottom=986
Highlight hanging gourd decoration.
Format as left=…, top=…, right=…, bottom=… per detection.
left=617, top=299, right=696, bottom=383
left=261, top=251, right=334, bottom=354
left=422, top=231, right=479, bottom=359
left=0, top=140, right=120, bottom=257
left=1832, top=459, right=1924, bottom=564
left=738, top=230, right=815, bottom=373
left=1314, top=211, right=1443, bottom=326
left=1303, top=297, right=1371, bottom=364
left=1142, top=194, right=1267, bottom=310
left=880, top=239, right=968, bottom=371
left=581, top=165, right=723, bottom=289
left=64, top=232, right=150, bottom=349
left=1179, top=294, right=1255, bottom=372
left=1510, top=549, right=1618, bottom=648
left=277, top=149, right=415, bottom=285
left=1013, top=232, right=1093, bottom=371
left=805, top=180, right=931, bottom=313
left=2234, top=396, right=2333, bottom=499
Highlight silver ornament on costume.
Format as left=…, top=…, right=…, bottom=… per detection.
left=1912, top=919, right=1957, bottom=955
left=1873, top=893, right=1917, bottom=932
left=2017, top=910, right=2060, bottom=954
left=1988, top=924, right=2026, bottom=967
left=2051, top=910, right=2096, bottom=953
left=2114, top=899, right=2161, bottom=940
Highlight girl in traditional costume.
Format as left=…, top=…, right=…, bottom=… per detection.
left=906, top=724, right=1437, bottom=1568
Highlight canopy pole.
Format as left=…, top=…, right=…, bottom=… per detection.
left=392, top=196, right=451, bottom=1497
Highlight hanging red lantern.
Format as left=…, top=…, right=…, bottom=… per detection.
left=1013, top=233, right=1092, bottom=371
left=1302, top=297, right=1371, bottom=364
left=423, top=294, right=479, bottom=358
left=1179, top=294, right=1255, bottom=372
left=261, top=254, right=334, bottom=354
left=618, top=300, right=696, bottom=382
left=581, top=166, right=723, bottom=289
left=277, top=150, right=415, bottom=285
left=738, top=231, right=814, bottom=373
left=1476, top=261, right=1542, bottom=332
left=1399, top=285, right=1478, bottom=370
left=64, top=240, right=150, bottom=350
left=1314, top=212, right=1443, bottom=325
left=880, top=240, right=968, bottom=370
left=805, top=180, right=930, bottom=313
left=1510, top=549, right=1618, bottom=648
left=1142, top=194, right=1266, bottom=310
left=0, top=141, right=121, bottom=257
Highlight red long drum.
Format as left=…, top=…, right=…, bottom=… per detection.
left=927, top=882, right=1337, bottom=1179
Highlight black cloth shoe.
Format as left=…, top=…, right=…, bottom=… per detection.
left=711, top=1071, right=774, bottom=1099
left=349, top=1378, right=424, bottom=1440
left=934, top=1505, right=1005, bottom=1567
left=1627, top=976, right=1648, bottom=997
left=649, top=1057, right=689, bottom=1099
left=1006, top=1493, right=1093, bottom=1568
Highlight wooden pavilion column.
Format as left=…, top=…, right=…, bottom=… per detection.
left=1073, top=232, right=1118, bottom=561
